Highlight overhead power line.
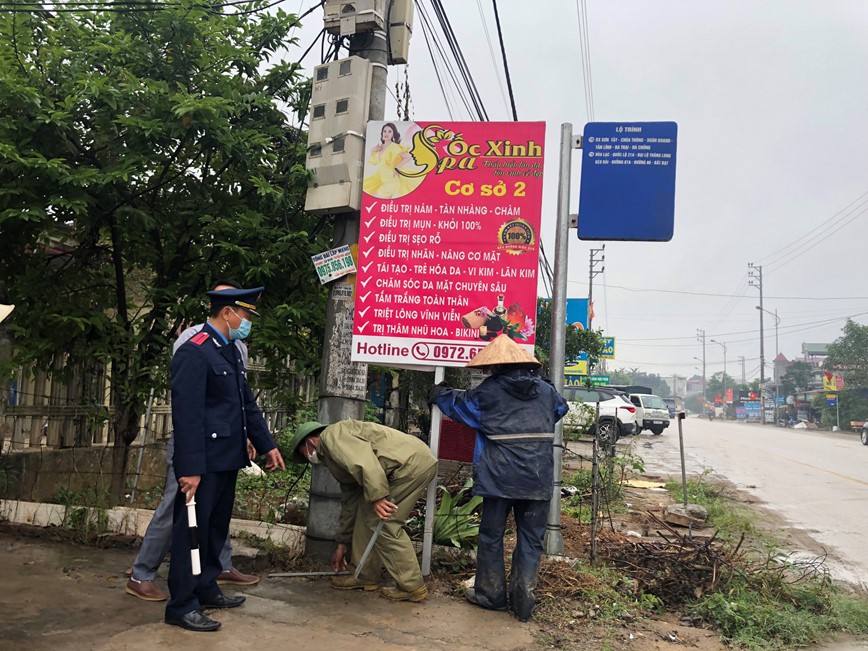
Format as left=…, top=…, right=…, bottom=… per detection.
left=618, top=309, right=868, bottom=345
left=416, top=1, right=477, bottom=119
left=0, top=0, right=323, bottom=16
left=570, top=281, right=868, bottom=301
left=764, top=201, right=868, bottom=276
left=474, top=0, right=510, bottom=118
left=575, top=0, right=595, bottom=122
left=427, top=0, right=489, bottom=120
left=490, top=0, right=517, bottom=121
left=755, top=188, right=868, bottom=273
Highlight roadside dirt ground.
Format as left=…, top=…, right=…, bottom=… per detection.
left=2, top=463, right=867, bottom=650
left=0, top=521, right=730, bottom=651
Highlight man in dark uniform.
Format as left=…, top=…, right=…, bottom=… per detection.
left=165, top=286, right=285, bottom=632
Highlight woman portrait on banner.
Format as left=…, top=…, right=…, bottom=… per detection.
left=362, top=122, right=426, bottom=199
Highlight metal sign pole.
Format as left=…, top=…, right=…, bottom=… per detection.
left=421, top=366, right=445, bottom=575
left=677, top=412, right=688, bottom=509
left=544, top=123, right=575, bottom=557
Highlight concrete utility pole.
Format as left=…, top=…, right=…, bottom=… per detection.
left=710, top=339, right=727, bottom=411
left=757, top=306, right=780, bottom=376
left=748, top=263, right=765, bottom=389
left=738, top=355, right=745, bottom=384
left=696, top=329, right=706, bottom=397
left=307, top=17, right=392, bottom=561
left=587, top=245, right=605, bottom=329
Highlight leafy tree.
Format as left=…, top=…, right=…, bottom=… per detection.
left=812, top=389, right=868, bottom=430
left=535, top=298, right=604, bottom=374
left=780, top=362, right=814, bottom=397
left=0, top=2, right=326, bottom=502
left=684, top=393, right=703, bottom=414
left=607, top=368, right=633, bottom=386
left=825, top=319, right=868, bottom=388
left=705, top=372, right=735, bottom=402
left=609, top=368, right=671, bottom=397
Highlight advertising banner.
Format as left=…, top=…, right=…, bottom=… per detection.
left=311, top=244, right=357, bottom=284
left=823, top=372, right=845, bottom=391
left=565, top=298, right=589, bottom=330
left=564, top=375, right=588, bottom=388
left=352, top=121, right=546, bottom=367
left=744, top=401, right=762, bottom=422
left=564, top=354, right=589, bottom=376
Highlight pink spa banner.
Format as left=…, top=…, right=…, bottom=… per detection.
left=352, top=121, right=546, bottom=368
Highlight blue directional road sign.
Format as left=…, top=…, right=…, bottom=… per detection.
left=578, top=122, right=678, bottom=241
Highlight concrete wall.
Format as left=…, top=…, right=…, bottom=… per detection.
left=1, top=441, right=168, bottom=503
left=0, top=499, right=306, bottom=555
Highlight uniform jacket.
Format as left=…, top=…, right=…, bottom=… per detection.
left=432, top=368, right=568, bottom=500
left=171, top=322, right=275, bottom=478
left=317, top=420, right=438, bottom=544
left=175, top=323, right=248, bottom=368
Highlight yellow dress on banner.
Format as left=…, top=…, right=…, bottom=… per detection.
left=363, top=142, right=424, bottom=199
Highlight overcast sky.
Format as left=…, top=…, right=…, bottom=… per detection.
left=285, top=0, right=868, bottom=383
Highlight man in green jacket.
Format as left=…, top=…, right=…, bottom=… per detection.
left=290, top=420, right=438, bottom=602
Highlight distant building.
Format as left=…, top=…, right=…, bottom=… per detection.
left=663, top=374, right=688, bottom=396
left=773, top=353, right=790, bottom=384
left=778, top=343, right=831, bottom=400
left=801, top=344, right=829, bottom=372
left=686, top=374, right=704, bottom=395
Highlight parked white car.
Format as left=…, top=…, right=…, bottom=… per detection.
left=562, top=386, right=638, bottom=444
left=629, top=393, right=671, bottom=435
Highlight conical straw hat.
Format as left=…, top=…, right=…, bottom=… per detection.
left=466, top=334, right=540, bottom=368
left=0, top=304, right=14, bottom=324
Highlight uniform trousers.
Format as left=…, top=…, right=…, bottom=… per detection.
left=132, top=436, right=232, bottom=581
left=165, top=469, right=238, bottom=620
left=350, top=463, right=438, bottom=591
left=474, top=497, right=549, bottom=621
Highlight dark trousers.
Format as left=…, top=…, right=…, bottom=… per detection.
left=165, top=469, right=238, bottom=620
left=475, top=497, right=549, bottom=621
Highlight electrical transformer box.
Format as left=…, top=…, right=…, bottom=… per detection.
left=304, top=56, right=372, bottom=215
left=388, top=0, right=413, bottom=64
left=324, top=0, right=386, bottom=36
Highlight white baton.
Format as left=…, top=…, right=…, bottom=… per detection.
left=187, top=496, right=201, bottom=576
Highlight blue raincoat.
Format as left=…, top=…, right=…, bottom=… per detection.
left=431, top=367, right=568, bottom=500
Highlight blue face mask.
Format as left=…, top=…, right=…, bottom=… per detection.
left=228, top=309, right=252, bottom=340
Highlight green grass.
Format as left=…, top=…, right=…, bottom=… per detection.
left=690, top=578, right=868, bottom=649
left=662, top=472, right=868, bottom=649
left=533, top=558, right=664, bottom=629
left=50, top=486, right=112, bottom=542
left=664, top=475, right=756, bottom=542
left=234, top=464, right=310, bottom=524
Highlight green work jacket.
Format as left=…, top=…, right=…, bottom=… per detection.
left=318, top=420, right=437, bottom=544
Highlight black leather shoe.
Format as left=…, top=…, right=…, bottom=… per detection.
left=200, top=594, right=246, bottom=609
left=165, top=610, right=221, bottom=632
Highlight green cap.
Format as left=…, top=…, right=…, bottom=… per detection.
left=288, top=421, right=327, bottom=464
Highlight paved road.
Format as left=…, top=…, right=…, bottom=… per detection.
left=632, top=416, right=868, bottom=588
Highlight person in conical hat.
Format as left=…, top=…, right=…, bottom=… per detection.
left=428, top=334, right=567, bottom=623
left=0, top=304, right=14, bottom=324
left=464, top=331, right=541, bottom=369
